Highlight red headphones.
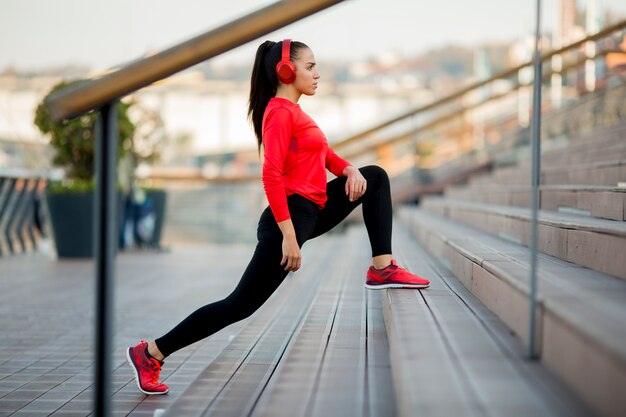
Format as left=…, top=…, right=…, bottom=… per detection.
left=275, top=39, right=296, bottom=84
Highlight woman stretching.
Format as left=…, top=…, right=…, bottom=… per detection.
left=126, top=39, right=430, bottom=395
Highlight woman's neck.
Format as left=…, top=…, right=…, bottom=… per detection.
left=275, top=85, right=301, bottom=104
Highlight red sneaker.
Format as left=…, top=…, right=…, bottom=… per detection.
left=126, top=340, right=169, bottom=395
left=366, top=259, right=430, bottom=289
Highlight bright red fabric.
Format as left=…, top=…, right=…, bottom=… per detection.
left=262, top=97, right=351, bottom=222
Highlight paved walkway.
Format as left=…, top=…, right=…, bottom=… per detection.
left=0, top=240, right=281, bottom=416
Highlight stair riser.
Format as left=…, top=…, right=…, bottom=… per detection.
left=492, top=167, right=622, bottom=186
left=545, top=165, right=626, bottom=186
left=472, top=264, right=543, bottom=351
left=538, top=148, right=626, bottom=165
left=500, top=152, right=626, bottom=173
left=470, top=164, right=626, bottom=186
left=543, top=310, right=626, bottom=417
left=422, top=202, right=626, bottom=280
left=499, top=137, right=626, bottom=173
left=543, top=191, right=626, bottom=221
left=444, top=189, right=626, bottom=221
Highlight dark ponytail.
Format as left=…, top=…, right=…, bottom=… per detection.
left=248, top=40, right=308, bottom=153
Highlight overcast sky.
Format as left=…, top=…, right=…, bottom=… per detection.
left=2, top=0, right=625, bottom=72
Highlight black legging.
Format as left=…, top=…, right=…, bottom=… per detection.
left=155, top=165, right=392, bottom=357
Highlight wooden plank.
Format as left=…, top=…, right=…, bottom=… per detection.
left=247, top=240, right=350, bottom=417
left=308, top=232, right=367, bottom=417
left=365, top=288, right=397, bottom=417
left=385, top=287, right=481, bottom=417
left=162, top=237, right=344, bottom=417
left=160, top=225, right=396, bottom=417
left=250, top=226, right=395, bottom=417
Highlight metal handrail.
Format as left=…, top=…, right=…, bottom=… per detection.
left=332, top=19, right=626, bottom=151
left=338, top=48, right=621, bottom=160
left=45, top=0, right=344, bottom=122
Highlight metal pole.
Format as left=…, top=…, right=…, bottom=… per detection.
left=528, top=0, right=542, bottom=360
left=94, top=102, right=118, bottom=416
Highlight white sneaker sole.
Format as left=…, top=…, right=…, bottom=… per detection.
left=125, top=347, right=169, bottom=395
left=365, top=283, right=430, bottom=290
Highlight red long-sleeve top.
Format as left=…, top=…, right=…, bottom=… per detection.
left=262, top=97, right=351, bottom=222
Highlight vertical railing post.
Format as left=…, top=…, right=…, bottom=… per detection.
left=528, top=0, right=543, bottom=360
left=94, top=102, right=118, bottom=416
left=585, top=0, right=597, bottom=92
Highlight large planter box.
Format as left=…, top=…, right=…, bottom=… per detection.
left=46, top=191, right=123, bottom=258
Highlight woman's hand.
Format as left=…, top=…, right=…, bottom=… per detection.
left=277, top=219, right=301, bottom=272
left=344, top=166, right=367, bottom=202
left=281, top=235, right=302, bottom=272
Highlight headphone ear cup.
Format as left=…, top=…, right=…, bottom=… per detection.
left=276, top=61, right=296, bottom=84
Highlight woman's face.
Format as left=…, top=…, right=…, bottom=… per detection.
left=292, top=47, right=320, bottom=96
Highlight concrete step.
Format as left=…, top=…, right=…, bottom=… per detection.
left=499, top=122, right=626, bottom=171
left=421, top=197, right=626, bottom=280
left=544, top=159, right=626, bottom=186
left=469, top=159, right=626, bottom=187
left=445, top=184, right=626, bottom=221
left=492, top=142, right=626, bottom=183
left=563, top=121, right=626, bottom=147
left=397, top=206, right=626, bottom=417
left=536, top=142, right=626, bottom=166
left=384, top=224, right=595, bottom=417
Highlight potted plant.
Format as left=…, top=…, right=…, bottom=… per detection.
left=34, top=80, right=136, bottom=258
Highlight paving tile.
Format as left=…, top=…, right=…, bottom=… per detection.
left=0, top=389, right=43, bottom=401
left=54, top=399, right=93, bottom=412
left=37, top=390, right=80, bottom=402
left=0, top=398, right=32, bottom=412
left=50, top=412, right=91, bottom=417
left=17, top=398, right=67, bottom=412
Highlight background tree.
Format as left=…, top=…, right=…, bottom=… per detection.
left=34, top=80, right=136, bottom=190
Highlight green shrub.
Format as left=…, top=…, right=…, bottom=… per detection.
left=34, top=80, right=136, bottom=185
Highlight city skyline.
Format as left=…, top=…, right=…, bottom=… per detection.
left=2, top=0, right=625, bottom=73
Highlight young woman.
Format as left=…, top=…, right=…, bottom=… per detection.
left=126, top=39, right=430, bottom=395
